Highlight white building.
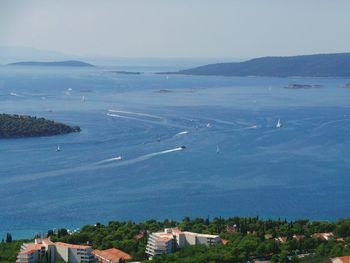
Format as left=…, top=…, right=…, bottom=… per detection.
left=55, top=242, right=96, bottom=263
left=16, top=238, right=95, bottom=263
left=145, top=228, right=221, bottom=258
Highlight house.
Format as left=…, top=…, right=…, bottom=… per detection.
left=93, top=248, right=132, bottom=263
left=330, top=256, right=350, bottom=263
left=312, top=232, right=334, bottom=241
left=293, top=234, right=305, bottom=241
left=145, top=228, right=221, bottom=258
left=133, top=230, right=146, bottom=240
left=16, top=238, right=95, bottom=263
left=226, top=224, right=239, bottom=233
left=276, top=236, right=287, bottom=243
left=222, top=239, right=229, bottom=245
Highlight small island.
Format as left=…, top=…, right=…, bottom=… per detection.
left=0, top=114, right=80, bottom=138
left=7, top=60, right=94, bottom=67
left=343, top=83, right=350, bottom=88
left=285, top=84, right=323, bottom=89
left=110, top=70, right=142, bottom=75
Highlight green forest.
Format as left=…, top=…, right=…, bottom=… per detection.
left=4, top=217, right=350, bottom=262
left=0, top=113, right=80, bottom=138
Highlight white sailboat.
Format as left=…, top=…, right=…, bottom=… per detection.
left=56, top=145, right=61, bottom=152
left=216, top=144, right=220, bottom=154
left=276, top=118, right=282, bottom=128
left=81, top=95, right=85, bottom=102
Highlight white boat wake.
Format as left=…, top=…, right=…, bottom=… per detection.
left=0, top=147, right=186, bottom=185
left=96, top=155, right=123, bottom=164
left=175, top=130, right=189, bottom=136
left=99, top=147, right=185, bottom=167
left=106, top=112, right=186, bottom=128
left=9, top=92, right=21, bottom=97
left=108, top=109, right=163, bottom=120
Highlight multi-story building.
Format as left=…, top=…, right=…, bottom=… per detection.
left=55, top=242, right=96, bottom=263
left=145, top=228, right=221, bottom=258
left=145, top=229, right=175, bottom=258
left=16, top=238, right=95, bottom=263
left=16, top=239, right=49, bottom=263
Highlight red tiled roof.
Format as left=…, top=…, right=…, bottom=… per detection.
left=55, top=242, right=90, bottom=249
left=18, top=244, right=43, bottom=255
left=222, top=239, right=229, bottom=245
left=336, top=256, right=350, bottom=263
left=43, top=238, right=54, bottom=245
left=93, top=248, right=132, bottom=263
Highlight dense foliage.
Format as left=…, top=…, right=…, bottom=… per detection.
left=5, top=217, right=350, bottom=262
left=0, top=240, right=24, bottom=263
left=0, top=114, right=80, bottom=138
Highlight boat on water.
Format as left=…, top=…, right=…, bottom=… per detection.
left=114, top=156, right=123, bottom=160
left=180, top=145, right=186, bottom=150
left=276, top=118, right=283, bottom=128
left=216, top=144, right=220, bottom=154
left=81, top=95, right=85, bottom=102
left=56, top=145, right=61, bottom=152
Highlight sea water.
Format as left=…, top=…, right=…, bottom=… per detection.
left=1, top=64, right=350, bottom=239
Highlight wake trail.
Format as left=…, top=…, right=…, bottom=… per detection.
left=1, top=147, right=185, bottom=185
left=97, top=147, right=184, bottom=167
left=108, top=109, right=163, bottom=120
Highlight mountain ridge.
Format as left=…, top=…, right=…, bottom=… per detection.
left=161, top=53, right=350, bottom=77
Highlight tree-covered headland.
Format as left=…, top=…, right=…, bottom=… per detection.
left=0, top=113, right=80, bottom=138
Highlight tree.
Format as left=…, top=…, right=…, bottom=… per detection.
left=5, top=233, right=12, bottom=243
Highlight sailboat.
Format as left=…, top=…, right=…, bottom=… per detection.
left=216, top=144, right=220, bottom=154
left=276, top=118, right=282, bottom=128
left=81, top=95, right=85, bottom=102
left=56, top=145, right=61, bottom=152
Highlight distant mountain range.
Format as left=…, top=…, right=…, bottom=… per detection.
left=162, top=53, right=350, bottom=77
left=8, top=60, right=94, bottom=67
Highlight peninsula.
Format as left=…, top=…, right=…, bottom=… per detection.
left=0, top=114, right=80, bottom=138
left=7, top=60, right=94, bottom=67
left=162, top=53, right=350, bottom=77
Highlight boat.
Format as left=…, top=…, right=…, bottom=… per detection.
left=276, top=118, right=282, bottom=128
left=180, top=145, right=186, bottom=150
left=56, top=145, right=61, bottom=152
left=81, top=95, right=85, bottom=102
left=216, top=144, right=220, bottom=154
left=114, top=156, right=123, bottom=160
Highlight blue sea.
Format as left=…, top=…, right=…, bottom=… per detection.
left=1, top=63, right=350, bottom=239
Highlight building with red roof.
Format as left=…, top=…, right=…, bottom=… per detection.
left=93, top=248, right=132, bottom=263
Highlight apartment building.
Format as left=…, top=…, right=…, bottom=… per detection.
left=145, top=228, right=221, bottom=258
left=55, top=242, right=96, bottom=263
left=16, top=238, right=95, bottom=263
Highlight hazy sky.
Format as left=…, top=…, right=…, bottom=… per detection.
left=1, top=0, right=349, bottom=58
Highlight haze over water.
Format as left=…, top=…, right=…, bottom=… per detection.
left=1, top=63, right=350, bottom=238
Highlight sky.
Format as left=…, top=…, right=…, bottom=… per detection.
left=0, top=0, right=350, bottom=59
